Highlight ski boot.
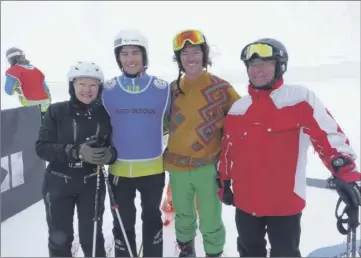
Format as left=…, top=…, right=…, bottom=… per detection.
left=177, top=238, right=196, bottom=257
left=206, top=251, right=223, bottom=257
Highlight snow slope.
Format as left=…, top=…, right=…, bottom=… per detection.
left=1, top=1, right=360, bottom=256
left=1, top=62, right=360, bottom=256
left=0, top=174, right=358, bottom=257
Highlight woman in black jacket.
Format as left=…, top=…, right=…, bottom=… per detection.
left=36, top=61, right=117, bottom=257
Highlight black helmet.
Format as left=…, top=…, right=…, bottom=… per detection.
left=240, top=38, right=288, bottom=84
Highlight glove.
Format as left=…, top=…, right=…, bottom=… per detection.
left=216, top=172, right=234, bottom=206
left=334, top=178, right=361, bottom=209
left=79, top=136, right=116, bottom=165
left=334, top=178, right=361, bottom=234
left=329, top=154, right=361, bottom=208
left=65, top=144, right=81, bottom=162
left=329, top=154, right=361, bottom=234
left=66, top=136, right=116, bottom=165
left=329, top=154, right=359, bottom=182
left=78, top=144, right=114, bottom=165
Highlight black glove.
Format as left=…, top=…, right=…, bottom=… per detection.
left=216, top=172, right=234, bottom=206
left=334, top=178, right=361, bottom=209
left=334, top=178, right=361, bottom=234
left=66, top=135, right=116, bottom=165
left=78, top=145, right=114, bottom=165
left=80, top=136, right=116, bottom=165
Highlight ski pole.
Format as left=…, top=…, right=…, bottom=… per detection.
left=92, top=165, right=101, bottom=257
left=351, top=227, right=356, bottom=258
left=359, top=206, right=361, bottom=257
left=346, top=229, right=351, bottom=258
left=138, top=242, right=143, bottom=257
left=137, top=222, right=168, bottom=257
left=101, top=166, right=134, bottom=257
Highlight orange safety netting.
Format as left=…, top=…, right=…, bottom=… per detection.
left=161, top=184, right=199, bottom=226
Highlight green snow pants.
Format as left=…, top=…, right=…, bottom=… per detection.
left=168, top=164, right=226, bottom=255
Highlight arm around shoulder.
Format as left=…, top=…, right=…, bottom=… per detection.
left=225, top=85, right=241, bottom=113
left=104, top=132, right=118, bottom=165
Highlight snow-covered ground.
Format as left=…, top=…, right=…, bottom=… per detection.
left=1, top=61, right=360, bottom=257
left=0, top=178, right=354, bottom=257
left=1, top=1, right=360, bottom=257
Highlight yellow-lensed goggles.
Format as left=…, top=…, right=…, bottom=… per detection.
left=241, top=43, right=274, bottom=61
left=173, top=30, right=206, bottom=52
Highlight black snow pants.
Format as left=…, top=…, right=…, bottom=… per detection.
left=235, top=208, right=302, bottom=257
left=42, top=169, right=106, bottom=257
left=109, top=173, right=165, bottom=257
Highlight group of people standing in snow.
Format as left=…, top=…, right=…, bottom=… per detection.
left=5, top=29, right=361, bottom=257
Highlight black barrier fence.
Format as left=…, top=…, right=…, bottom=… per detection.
left=1, top=105, right=46, bottom=222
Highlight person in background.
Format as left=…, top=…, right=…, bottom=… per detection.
left=4, top=47, right=51, bottom=119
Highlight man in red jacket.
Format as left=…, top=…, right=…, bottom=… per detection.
left=217, top=38, right=361, bottom=257
left=4, top=47, right=51, bottom=119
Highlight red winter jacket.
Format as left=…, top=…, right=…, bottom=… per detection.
left=218, top=78, right=358, bottom=216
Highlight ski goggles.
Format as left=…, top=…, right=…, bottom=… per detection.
left=241, top=43, right=275, bottom=61
left=173, top=30, right=206, bottom=51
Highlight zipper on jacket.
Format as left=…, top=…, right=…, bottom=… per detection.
left=128, top=79, right=135, bottom=177
left=73, top=119, right=77, bottom=143
left=131, top=78, right=136, bottom=92
left=45, top=192, right=52, bottom=220
left=224, top=140, right=232, bottom=176
left=74, top=118, right=100, bottom=143
left=95, top=123, right=100, bottom=138
left=70, top=117, right=101, bottom=170
left=69, top=119, right=83, bottom=168
left=50, top=171, right=72, bottom=183
left=84, top=172, right=97, bottom=184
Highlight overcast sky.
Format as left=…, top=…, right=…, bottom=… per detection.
left=1, top=1, right=360, bottom=82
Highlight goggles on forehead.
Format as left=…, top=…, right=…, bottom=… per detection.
left=173, top=30, right=206, bottom=52
left=241, top=43, right=275, bottom=61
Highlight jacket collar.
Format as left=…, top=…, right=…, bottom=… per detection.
left=248, top=77, right=284, bottom=97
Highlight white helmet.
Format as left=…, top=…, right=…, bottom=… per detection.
left=114, top=30, right=148, bottom=51
left=113, top=30, right=149, bottom=69
left=6, top=47, right=25, bottom=60
left=67, top=61, right=104, bottom=84
left=6, top=47, right=28, bottom=66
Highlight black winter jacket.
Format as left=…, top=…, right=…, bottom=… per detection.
left=35, top=100, right=117, bottom=176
